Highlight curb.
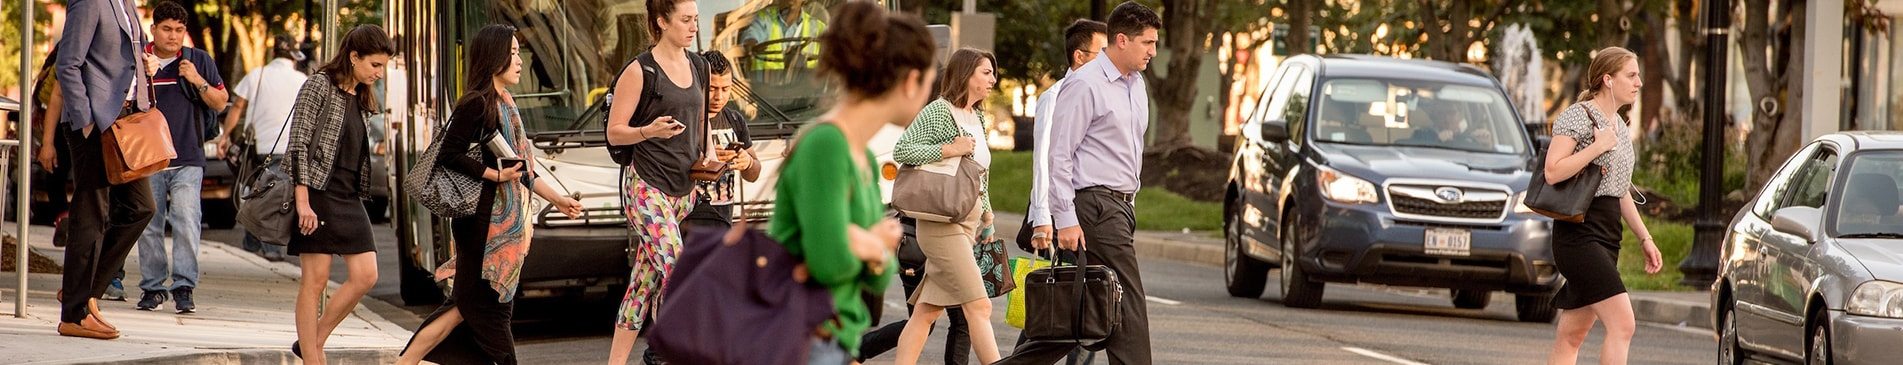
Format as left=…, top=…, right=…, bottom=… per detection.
left=67, top=348, right=399, bottom=365
left=1632, top=295, right=1713, bottom=332
left=1131, top=234, right=1224, bottom=267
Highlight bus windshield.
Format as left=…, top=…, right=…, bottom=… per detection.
left=456, top=0, right=846, bottom=137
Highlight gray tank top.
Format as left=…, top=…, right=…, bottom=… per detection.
left=626, top=51, right=706, bottom=197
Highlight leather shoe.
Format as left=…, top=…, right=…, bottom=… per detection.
left=87, top=299, right=118, bottom=331
left=57, top=318, right=120, bottom=340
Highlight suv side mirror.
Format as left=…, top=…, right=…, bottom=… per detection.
left=1261, top=118, right=1290, bottom=142
left=1771, top=206, right=1822, bottom=242
left=1535, top=135, right=1552, bottom=153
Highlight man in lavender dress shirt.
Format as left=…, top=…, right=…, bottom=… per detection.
left=1000, top=2, right=1160, bottom=364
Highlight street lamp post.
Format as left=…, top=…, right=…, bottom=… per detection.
left=17, top=0, right=35, bottom=318
left=1680, top=0, right=1730, bottom=288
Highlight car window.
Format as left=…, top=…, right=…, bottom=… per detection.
left=1311, top=78, right=1528, bottom=154
left=1834, top=151, right=1903, bottom=236
left=1282, top=69, right=1315, bottom=145
left=1781, top=148, right=1840, bottom=210
left=1258, top=65, right=1306, bottom=125
left=1751, top=143, right=1821, bottom=219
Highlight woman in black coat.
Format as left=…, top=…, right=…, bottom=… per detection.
left=394, top=24, right=583, bottom=365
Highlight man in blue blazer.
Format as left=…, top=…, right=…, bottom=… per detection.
left=53, top=0, right=159, bottom=340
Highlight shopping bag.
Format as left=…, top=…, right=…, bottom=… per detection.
left=1005, top=254, right=1053, bottom=328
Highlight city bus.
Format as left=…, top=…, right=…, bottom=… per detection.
left=382, top=0, right=922, bottom=304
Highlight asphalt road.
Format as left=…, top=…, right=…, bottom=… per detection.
left=204, top=222, right=1719, bottom=365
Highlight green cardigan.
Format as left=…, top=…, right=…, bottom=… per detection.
left=892, top=98, right=994, bottom=221
left=768, top=123, right=896, bottom=356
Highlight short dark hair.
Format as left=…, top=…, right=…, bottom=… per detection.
left=1064, top=19, right=1107, bottom=61
left=153, top=1, right=189, bottom=28
left=702, top=50, right=732, bottom=76
left=1106, top=1, right=1161, bottom=39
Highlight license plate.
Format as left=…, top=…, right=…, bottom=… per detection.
left=1424, top=228, right=1472, bottom=257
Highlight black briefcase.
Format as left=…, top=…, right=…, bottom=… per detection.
left=1022, top=249, right=1124, bottom=346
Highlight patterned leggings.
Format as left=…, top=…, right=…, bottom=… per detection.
left=616, top=168, right=696, bottom=331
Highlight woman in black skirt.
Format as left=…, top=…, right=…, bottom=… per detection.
left=1540, top=46, right=1664, bottom=365
left=394, top=24, right=583, bottom=365
left=284, top=25, right=394, bottom=365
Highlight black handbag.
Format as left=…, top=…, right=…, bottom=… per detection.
left=1525, top=111, right=1609, bottom=223
left=1022, top=248, right=1124, bottom=346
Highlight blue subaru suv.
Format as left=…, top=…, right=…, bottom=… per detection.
left=1223, top=54, right=1560, bottom=322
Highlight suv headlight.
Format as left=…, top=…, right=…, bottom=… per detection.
left=1848, top=280, right=1903, bottom=318
left=1317, top=166, right=1378, bottom=204
left=1514, top=191, right=1535, bottom=213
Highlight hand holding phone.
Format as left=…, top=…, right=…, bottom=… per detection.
left=643, top=116, right=685, bottom=140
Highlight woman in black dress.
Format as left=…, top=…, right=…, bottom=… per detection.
left=395, top=24, right=582, bottom=365
left=1540, top=46, right=1664, bottom=365
left=284, top=25, right=394, bottom=365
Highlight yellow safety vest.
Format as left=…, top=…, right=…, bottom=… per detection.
left=755, top=7, right=823, bottom=70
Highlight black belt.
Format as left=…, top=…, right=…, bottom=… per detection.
left=1080, top=186, right=1135, bottom=204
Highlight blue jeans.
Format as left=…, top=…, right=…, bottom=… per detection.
left=136, top=166, right=203, bottom=292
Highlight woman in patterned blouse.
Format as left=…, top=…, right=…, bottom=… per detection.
left=891, top=47, right=1004, bottom=365
left=1541, top=46, right=1664, bottom=365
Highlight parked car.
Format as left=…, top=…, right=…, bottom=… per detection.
left=1713, top=132, right=1903, bottom=365
left=1222, top=54, right=1560, bottom=322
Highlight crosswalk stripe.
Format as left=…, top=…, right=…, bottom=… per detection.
left=1341, top=347, right=1430, bottom=365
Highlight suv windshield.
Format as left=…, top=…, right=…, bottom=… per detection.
left=1835, top=151, right=1903, bottom=237
left=1312, top=78, right=1529, bottom=154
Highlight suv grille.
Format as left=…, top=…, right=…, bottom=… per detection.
left=1387, top=185, right=1509, bottom=220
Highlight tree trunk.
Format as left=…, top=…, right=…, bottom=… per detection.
left=1640, top=11, right=1668, bottom=135
left=1287, top=0, right=1312, bottom=56
left=1599, top=0, right=1627, bottom=47
left=1737, top=0, right=1807, bottom=190
left=1147, top=0, right=1212, bottom=150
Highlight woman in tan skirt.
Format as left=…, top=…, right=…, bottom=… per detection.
left=890, top=48, right=1003, bottom=365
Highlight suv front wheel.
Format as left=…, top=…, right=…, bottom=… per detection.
left=1224, top=199, right=1271, bottom=298
left=1278, top=212, right=1325, bottom=308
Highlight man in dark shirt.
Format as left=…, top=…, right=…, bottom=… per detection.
left=682, top=51, right=761, bottom=232
left=132, top=1, right=227, bottom=315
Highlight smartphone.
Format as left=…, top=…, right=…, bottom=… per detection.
left=499, top=158, right=527, bottom=170
left=725, top=142, right=746, bottom=151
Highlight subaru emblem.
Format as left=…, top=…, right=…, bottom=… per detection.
left=1435, top=187, right=1463, bottom=203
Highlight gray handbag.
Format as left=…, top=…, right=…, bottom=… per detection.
left=405, top=118, right=490, bottom=218
left=891, top=155, right=985, bottom=223
left=237, top=107, right=295, bottom=246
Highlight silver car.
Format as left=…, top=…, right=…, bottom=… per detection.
left=1714, top=132, right=1903, bottom=364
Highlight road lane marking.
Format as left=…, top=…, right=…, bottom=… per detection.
left=1145, top=296, right=1182, bottom=306
left=1341, top=347, right=1430, bottom=365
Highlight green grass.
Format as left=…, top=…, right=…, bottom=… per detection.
left=1619, top=217, right=1695, bottom=291
left=987, top=151, right=1223, bottom=232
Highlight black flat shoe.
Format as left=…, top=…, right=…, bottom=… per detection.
left=291, top=340, right=301, bottom=357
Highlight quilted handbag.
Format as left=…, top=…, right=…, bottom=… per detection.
left=405, top=119, right=490, bottom=218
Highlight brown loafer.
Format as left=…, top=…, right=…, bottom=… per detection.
left=57, top=320, right=120, bottom=340
left=87, top=299, right=118, bottom=331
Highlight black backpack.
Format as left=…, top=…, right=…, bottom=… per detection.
left=607, top=51, right=708, bottom=166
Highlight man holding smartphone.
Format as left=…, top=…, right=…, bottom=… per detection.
left=683, top=51, right=760, bottom=233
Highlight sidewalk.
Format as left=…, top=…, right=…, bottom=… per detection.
left=0, top=223, right=411, bottom=364
left=995, top=212, right=1715, bottom=332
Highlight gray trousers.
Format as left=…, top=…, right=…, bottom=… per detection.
left=997, top=187, right=1150, bottom=365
